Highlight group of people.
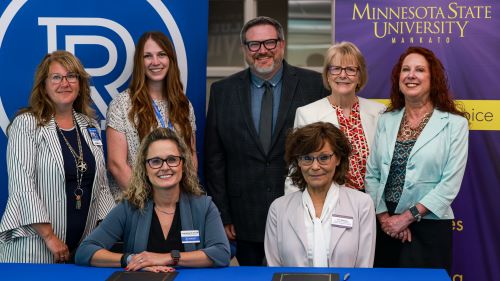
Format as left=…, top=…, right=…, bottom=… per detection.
left=0, top=16, right=468, bottom=275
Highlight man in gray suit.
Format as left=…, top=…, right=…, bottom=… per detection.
left=204, top=16, right=328, bottom=265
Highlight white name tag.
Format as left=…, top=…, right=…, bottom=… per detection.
left=181, top=230, right=200, bottom=243
left=331, top=214, right=353, bottom=228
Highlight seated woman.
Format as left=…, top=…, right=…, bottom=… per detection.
left=265, top=122, right=376, bottom=267
left=76, top=128, right=230, bottom=272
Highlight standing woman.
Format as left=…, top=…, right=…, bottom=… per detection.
left=107, top=31, right=197, bottom=194
left=0, top=51, right=115, bottom=263
left=365, top=46, right=469, bottom=273
left=286, top=42, right=385, bottom=193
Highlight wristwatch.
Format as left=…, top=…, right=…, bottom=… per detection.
left=409, top=205, right=422, bottom=222
left=121, top=253, right=134, bottom=268
left=170, top=250, right=180, bottom=266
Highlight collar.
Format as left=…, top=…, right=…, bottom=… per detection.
left=250, top=65, right=284, bottom=88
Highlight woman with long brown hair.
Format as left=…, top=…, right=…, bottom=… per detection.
left=106, top=31, right=197, bottom=196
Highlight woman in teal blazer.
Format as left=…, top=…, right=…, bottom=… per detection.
left=365, top=47, right=468, bottom=273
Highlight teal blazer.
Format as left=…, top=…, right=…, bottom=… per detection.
left=365, top=109, right=468, bottom=220
left=75, top=192, right=230, bottom=267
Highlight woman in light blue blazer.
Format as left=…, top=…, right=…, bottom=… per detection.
left=365, top=46, right=468, bottom=273
left=0, top=51, right=115, bottom=263
left=286, top=42, right=385, bottom=194
left=76, top=128, right=230, bottom=272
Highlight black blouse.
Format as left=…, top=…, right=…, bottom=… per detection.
left=147, top=202, right=184, bottom=253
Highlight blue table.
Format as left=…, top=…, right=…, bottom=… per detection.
left=0, top=264, right=451, bottom=281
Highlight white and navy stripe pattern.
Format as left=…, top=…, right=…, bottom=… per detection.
left=0, top=112, right=115, bottom=263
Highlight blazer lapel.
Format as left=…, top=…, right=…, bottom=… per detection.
left=384, top=110, right=405, bottom=163
left=270, top=62, right=297, bottom=151
left=237, top=70, right=266, bottom=154
left=135, top=201, right=153, bottom=251
left=288, top=194, right=308, bottom=254
left=316, top=98, right=338, bottom=126
left=329, top=188, right=350, bottom=259
left=359, top=99, right=378, bottom=151
left=41, top=118, right=64, bottom=177
left=179, top=193, right=196, bottom=252
left=410, top=110, right=448, bottom=158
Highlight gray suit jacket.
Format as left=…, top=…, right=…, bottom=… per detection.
left=75, top=193, right=231, bottom=267
left=0, top=112, right=115, bottom=263
left=264, top=185, right=376, bottom=267
left=205, top=61, right=328, bottom=242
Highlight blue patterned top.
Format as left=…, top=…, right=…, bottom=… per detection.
left=384, top=139, right=416, bottom=203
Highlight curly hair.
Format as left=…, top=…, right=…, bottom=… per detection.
left=127, top=31, right=193, bottom=151
left=322, top=41, right=368, bottom=93
left=388, top=46, right=466, bottom=117
left=285, top=122, right=351, bottom=191
left=125, top=128, right=202, bottom=210
left=14, top=50, right=94, bottom=126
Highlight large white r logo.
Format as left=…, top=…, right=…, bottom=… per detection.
left=38, top=17, right=135, bottom=120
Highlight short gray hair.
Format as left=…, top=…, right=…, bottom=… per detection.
left=240, top=16, right=285, bottom=44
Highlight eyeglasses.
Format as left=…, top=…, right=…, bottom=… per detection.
left=146, top=156, right=184, bottom=169
left=244, top=39, right=280, bottom=52
left=298, top=153, right=335, bottom=166
left=48, top=73, right=79, bottom=84
left=327, top=66, right=358, bottom=76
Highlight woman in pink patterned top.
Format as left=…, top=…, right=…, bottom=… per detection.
left=285, top=42, right=385, bottom=193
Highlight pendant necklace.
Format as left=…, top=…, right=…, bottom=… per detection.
left=55, top=115, right=86, bottom=210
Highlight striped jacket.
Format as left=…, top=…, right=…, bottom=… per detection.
left=0, top=112, right=115, bottom=263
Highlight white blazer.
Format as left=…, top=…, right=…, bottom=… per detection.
left=265, top=184, right=376, bottom=267
left=0, top=112, right=115, bottom=263
left=285, top=97, right=386, bottom=194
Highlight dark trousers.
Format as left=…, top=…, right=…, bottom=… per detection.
left=235, top=240, right=265, bottom=266
left=374, top=217, right=453, bottom=275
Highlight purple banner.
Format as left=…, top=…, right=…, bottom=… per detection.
left=335, top=1, right=500, bottom=280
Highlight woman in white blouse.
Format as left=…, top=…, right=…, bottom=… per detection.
left=265, top=122, right=376, bottom=267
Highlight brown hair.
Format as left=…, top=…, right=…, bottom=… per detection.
left=125, top=128, right=202, bottom=209
left=322, top=41, right=368, bottom=93
left=285, top=122, right=351, bottom=190
left=14, top=50, right=94, bottom=126
left=127, top=31, right=193, bottom=151
left=388, top=46, right=466, bottom=117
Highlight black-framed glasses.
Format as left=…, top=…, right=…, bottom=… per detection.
left=48, top=73, right=79, bottom=84
left=146, top=156, right=184, bottom=169
left=244, top=39, right=280, bottom=52
left=298, top=153, right=335, bottom=166
left=327, top=66, right=358, bottom=76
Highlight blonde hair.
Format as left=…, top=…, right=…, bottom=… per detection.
left=322, top=41, right=368, bottom=93
left=124, top=128, right=203, bottom=209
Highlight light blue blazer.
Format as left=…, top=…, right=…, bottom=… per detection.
left=365, top=108, right=469, bottom=219
left=75, top=192, right=230, bottom=267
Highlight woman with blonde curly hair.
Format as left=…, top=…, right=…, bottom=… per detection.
left=0, top=50, right=115, bottom=263
left=76, top=128, right=230, bottom=272
left=106, top=31, right=197, bottom=196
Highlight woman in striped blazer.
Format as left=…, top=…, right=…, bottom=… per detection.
left=0, top=51, right=115, bottom=263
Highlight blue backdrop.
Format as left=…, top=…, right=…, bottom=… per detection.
left=0, top=0, right=208, bottom=215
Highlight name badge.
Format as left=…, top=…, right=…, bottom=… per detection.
left=181, top=230, right=200, bottom=243
left=331, top=214, right=353, bottom=229
left=87, top=127, right=102, bottom=146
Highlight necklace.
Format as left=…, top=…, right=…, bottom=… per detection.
left=399, top=111, right=432, bottom=140
left=155, top=206, right=176, bottom=215
left=55, top=115, right=86, bottom=210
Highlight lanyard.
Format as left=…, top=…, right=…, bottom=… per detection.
left=152, top=100, right=174, bottom=130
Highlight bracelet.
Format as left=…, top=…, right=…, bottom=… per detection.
left=120, top=253, right=130, bottom=268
